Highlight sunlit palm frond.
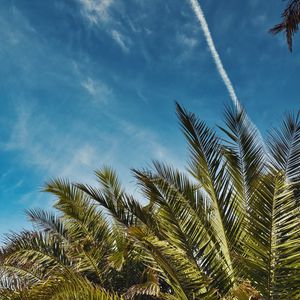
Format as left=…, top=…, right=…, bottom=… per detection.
left=176, top=103, right=240, bottom=286
left=77, top=167, right=136, bottom=227
left=17, top=272, right=123, bottom=300
left=129, top=226, right=217, bottom=300
left=45, top=179, right=111, bottom=245
left=244, top=173, right=300, bottom=298
left=268, top=111, right=300, bottom=182
left=0, top=230, right=72, bottom=298
left=220, top=105, right=266, bottom=206
left=26, top=208, right=68, bottom=240
left=133, top=164, right=234, bottom=294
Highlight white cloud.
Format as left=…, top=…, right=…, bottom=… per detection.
left=3, top=102, right=186, bottom=211
left=111, top=29, right=130, bottom=53
left=177, top=33, right=198, bottom=49
left=4, top=106, right=30, bottom=150
left=60, top=145, right=98, bottom=179
left=3, top=105, right=101, bottom=184
left=117, top=119, right=180, bottom=165
left=252, top=14, right=267, bottom=28
left=4, top=103, right=180, bottom=183
left=79, top=0, right=114, bottom=24
left=174, top=32, right=200, bottom=63
left=78, top=0, right=132, bottom=54
left=81, top=77, right=112, bottom=102
left=82, top=78, right=97, bottom=95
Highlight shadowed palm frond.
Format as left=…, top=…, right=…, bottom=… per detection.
left=270, top=0, right=300, bottom=51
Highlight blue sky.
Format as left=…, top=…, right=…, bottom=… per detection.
left=0, top=0, right=299, bottom=236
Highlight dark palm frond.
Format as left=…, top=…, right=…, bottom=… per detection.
left=0, top=288, right=27, bottom=300
left=124, top=268, right=161, bottom=299
left=270, top=0, right=300, bottom=51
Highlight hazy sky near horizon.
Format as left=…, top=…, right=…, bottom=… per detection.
left=0, top=0, right=299, bottom=237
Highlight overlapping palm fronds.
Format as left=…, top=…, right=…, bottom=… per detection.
left=1, top=104, right=300, bottom=299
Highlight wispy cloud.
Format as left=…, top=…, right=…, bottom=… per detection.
left=3, top=102, right=181, bottom=191
left=4, top=106, right=30, bottom=151
left=175, top=32, right=200, bottom=62
left=3, top=104, right=101, bottom=184
left=81, top=77, right=113, bottom=102
left=79, top=0, right=114, bottom=24
left=78, top=0, right=132, bottom=53
left=111, top=29, right=130, bottom=53
left=116, top=119, right=182, bottom=168
left=177, top=33, right=198, bottom=49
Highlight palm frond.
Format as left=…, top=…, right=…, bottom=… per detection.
left=176, top=103, right=240, bottom=285
left=128, top=226, right=217, bottom=300
left=77, top=167, right=136, bottom=227
left=244, top=173, right=300, bottom=298
left=45, top=179, right=111, bottom=245
left=133, top=165, right=235, bottom=294
left=268, top=111, right=300, bottom=181
left=124, top=268, right=160, bottom=299
left=220, top=105, right=266, bottom=207
left=270, top=0, right=300, bottom=51
left=26, top=208, right=68, bottom=240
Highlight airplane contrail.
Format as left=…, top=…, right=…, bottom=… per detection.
left=189, top=0, right=242, bottom=111
left=188, top=0, right=268, bottom=154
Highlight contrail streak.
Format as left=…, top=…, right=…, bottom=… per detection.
left=189, top=0, right=268, bottom=153
left=189, top=0, right=241, bottom=111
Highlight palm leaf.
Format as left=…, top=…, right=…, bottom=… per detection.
left=268, top=111, right=300, bottom=181
left=176, top=103, right=240, bottom=285
left=270, top=0, right=300, bottom=51
left=244, top=173, right=300, bottom=298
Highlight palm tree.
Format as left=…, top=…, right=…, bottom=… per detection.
left=0, top=171, right=161, bottom=299
left=271, top=0, right=300, bottom=51
left=1, top=104, right=300, bottom=299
